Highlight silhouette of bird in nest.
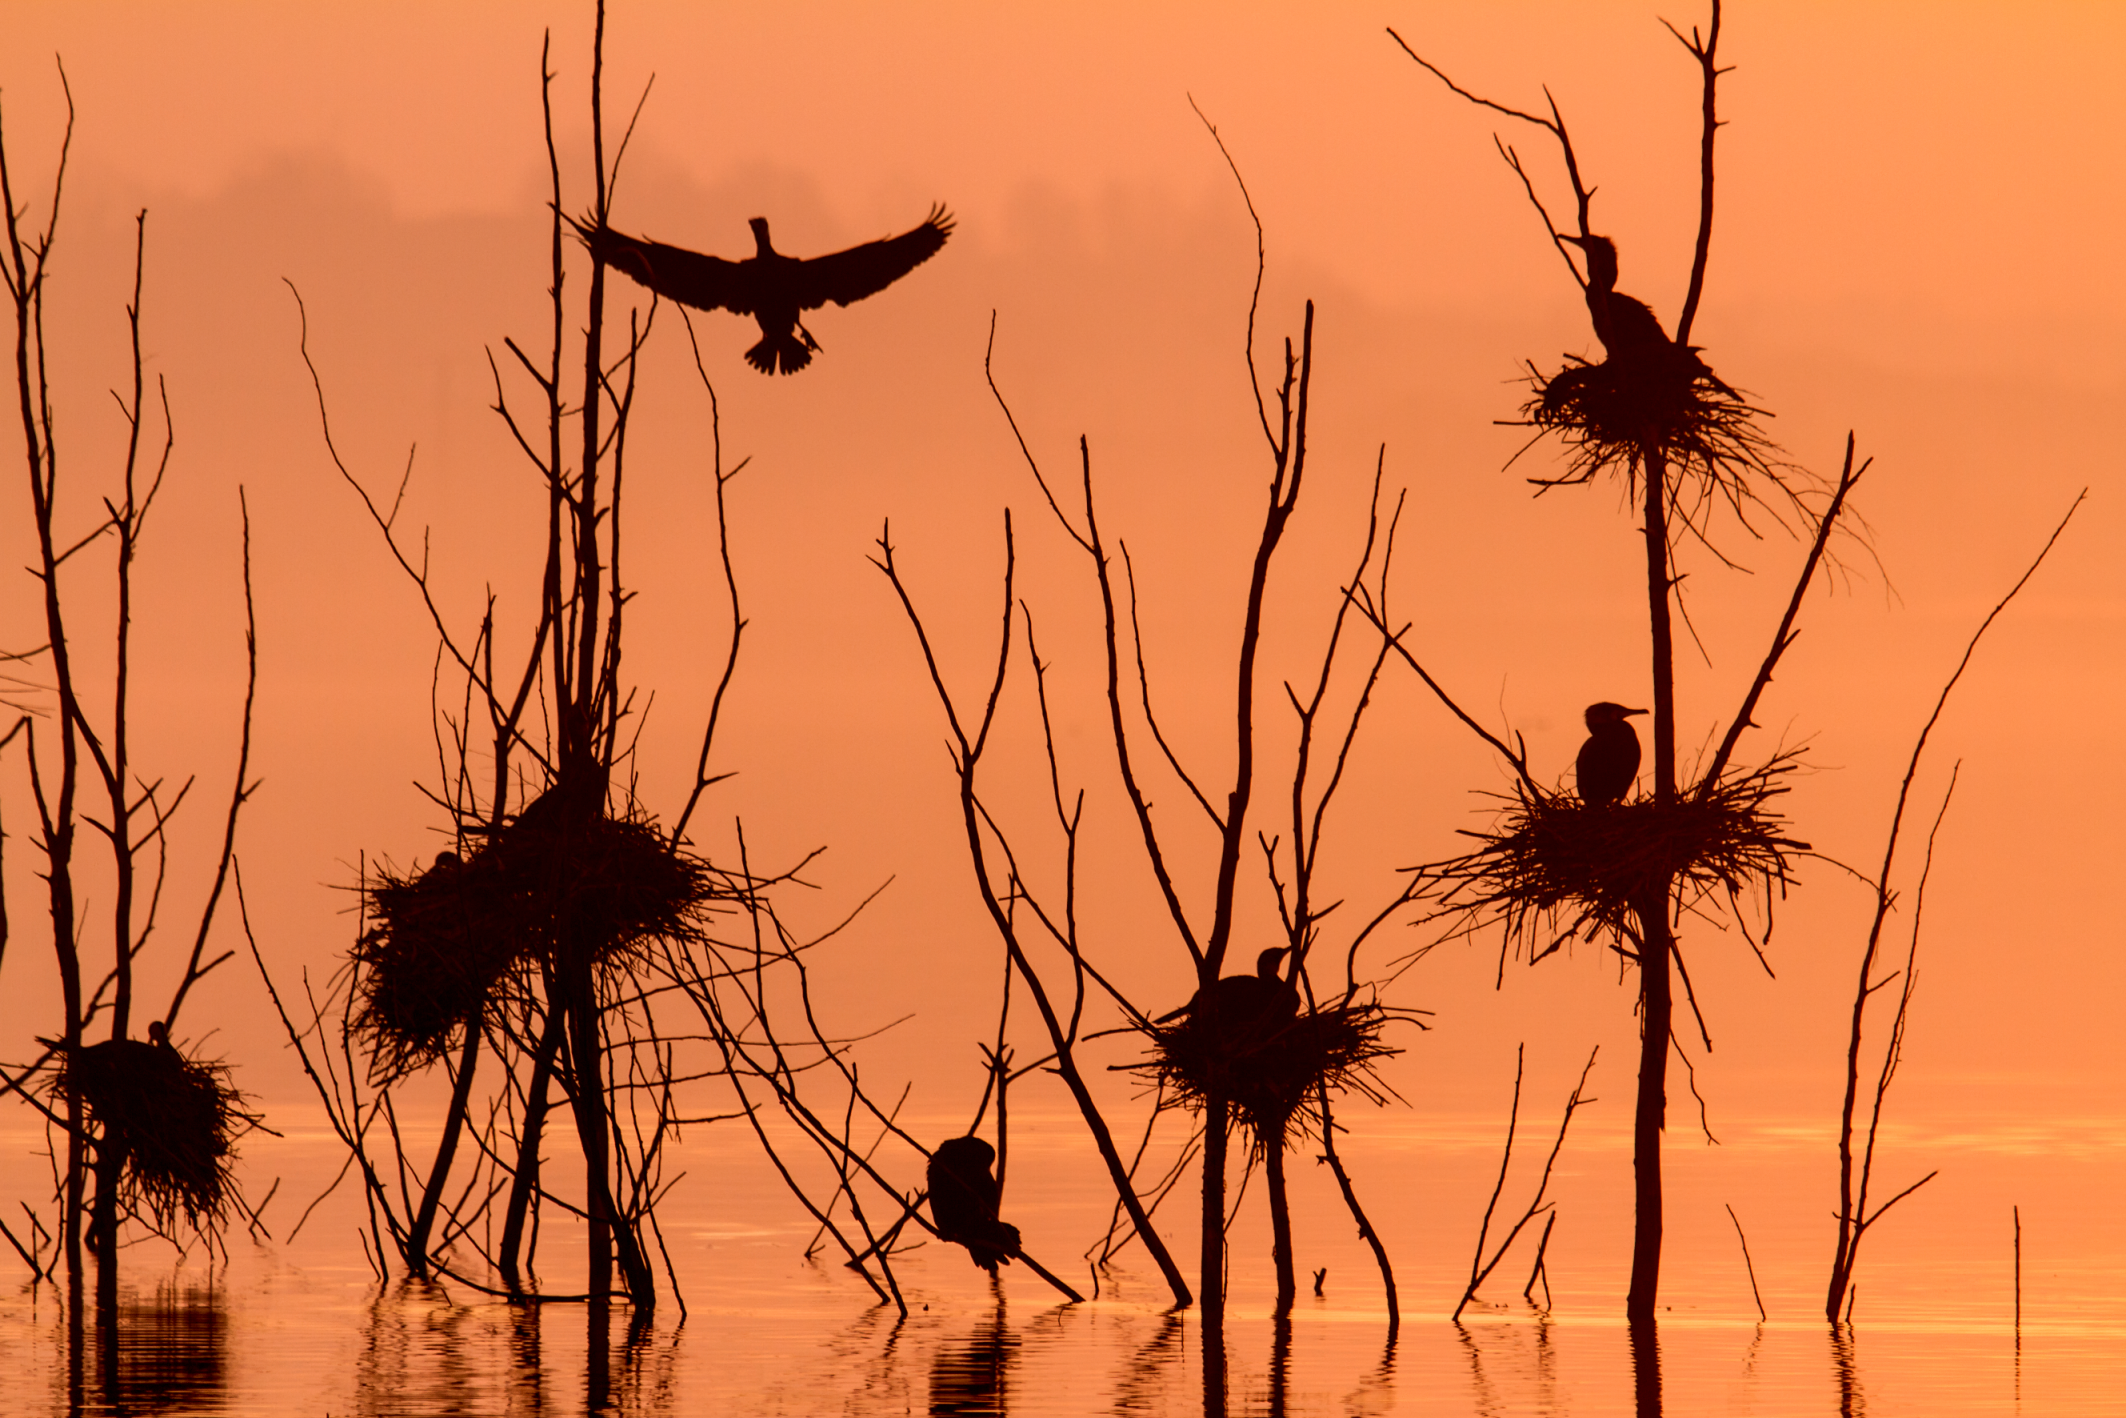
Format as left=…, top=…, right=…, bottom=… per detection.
left=927, top=1136, right=1021, bottom=1274
left=1157, top=947, right=1301, bottom=1039
left=574, top=206, right=953, bottom=375
left=1576, top=700, right=1647, bottom=807
left=1560, top=232, right=1731, bottom=392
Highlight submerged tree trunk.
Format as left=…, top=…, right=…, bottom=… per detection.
left=404, top=1024, right=483, bottom=1275
left=500, top=1004, right=567, bottom=1292
left=563, top=954, right=613, bottom=1309
left=1200, top=1093, right=1228, bottom=1332
left=1627, top=891, right=1674, bottom=1324
left=1264, top=1131, right=1296, bottom=1317
left=1627, top=442, right=1680, bottom=1326
left=560, top=950, right=655, bottom=1311
left=89, top=1135, right=123, bottom=1316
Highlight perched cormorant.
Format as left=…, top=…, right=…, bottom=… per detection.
left=1559, top=233, right=1674, bottom=366
left=1576, top=701, right=1647, bottom=807
left=575, top=206, right=953, bottom=375
left=1158, top=947, right=1300, bottom=1037
left=927, top=1136, right=1021, bottom=1274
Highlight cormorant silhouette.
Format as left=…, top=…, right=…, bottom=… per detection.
left=576, top=206, right=953, bottom=375
left=1576, top=701, right=1647, bottom=806
left=927, top=1136, right=1021, bottom=1274
left=1158, top=947, right=1300, bottom=1036
left=1559, top=233, right=1674, bottom=366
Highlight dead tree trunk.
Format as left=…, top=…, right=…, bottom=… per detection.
left=500, top=1003, right=567, bottom=1291
left=1264, top=1128, right=1296, bottom=1316
left=404, top=1025, right=482, bottom=1274
left=1626, top=445, right=1680, bottom=1326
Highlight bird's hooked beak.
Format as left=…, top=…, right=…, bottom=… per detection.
left=1622, top=706, right=1648, bottom=717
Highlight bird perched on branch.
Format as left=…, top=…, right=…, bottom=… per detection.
left=574, top=206, right=953, bottom=375
left=927, top=1136, right=1020, bottom=1274
left=1576, top=701, right=1647, bottom=807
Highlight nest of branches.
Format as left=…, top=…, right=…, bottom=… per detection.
left=1522, top=350, right=1779, bottom=508
left=356, top=811, right=721, bottom=1075
left=61, top=1038, right=247, bottom=1233
left=1430, top=757, right=1808, bottom=949
left=1140, top=999, right=1401, bottom=1152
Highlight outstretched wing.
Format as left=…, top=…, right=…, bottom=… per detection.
left=572, top=216, right=759, bottom=315
left=790, top=204, right=953, bottom=311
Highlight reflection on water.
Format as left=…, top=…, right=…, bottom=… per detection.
left=928, top=1291, right=1016, bottom=1415
left=4, top=1268, right=2120, bottom=1416
left=1628, top=1319, right=1661, bottom=1418
left=2, top=1114, right=2119, bottom=1415
left=102, top=1276, right=227, bottom=1416
left=1831, top=1324, right=1864, bottom=1418
left=1111, top=1312, right=1183, bottom=1416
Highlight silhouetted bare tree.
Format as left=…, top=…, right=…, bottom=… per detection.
left=1, top=66, right=260, bottom=1326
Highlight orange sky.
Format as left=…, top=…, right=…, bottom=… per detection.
left=1, top=0, right=2119, bottom=1188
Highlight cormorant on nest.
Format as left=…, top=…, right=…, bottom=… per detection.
left=1560, top=232, right=1733, bottom=395
left=927, top=1136, right=1021, bottom=1274
left=575, top=206, right=954, bottom=375
left=1158, top=946, right=1300, bottom=1038
left=1576, top=701, right=1646, bottom=807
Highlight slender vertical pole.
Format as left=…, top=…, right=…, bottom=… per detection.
left=500, top=1003, right=567, bottom=1291
left=1627, top=445, right=1678, bottom=1326
left=1265, top=1131, right=1295, bottom=1316
left=1201, top=1094, right=1227, bottom=1333
left=2013, top=1205, right=2022, bottom=1336
left=405, top=1025, right=483, bottom=1274
left=565, top=953, right=610, bottom=1307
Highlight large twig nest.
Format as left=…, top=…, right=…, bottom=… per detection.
left=1427, top=755, right=1808, bottom=950
left=1519, top=351, right=1794, bottom=536
left=61, top=1037, right=247, bottom=1234
left=1138, top=999, right=1402, bottom=1152
left=355, top=811, right=722, bottom=1076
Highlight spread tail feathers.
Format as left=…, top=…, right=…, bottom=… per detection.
left=746, top=323, right=821, bottom=376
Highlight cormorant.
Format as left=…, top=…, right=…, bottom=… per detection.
left=927, top=1136, right=1021, bottom=1274
left=1158, top=947, right=1301, bottom=1037
left=575, top=206, right=953, bottom=375
left=1575, top=701, right=1647, bottom=807
left=1559, top=233, right=1674, bottom=367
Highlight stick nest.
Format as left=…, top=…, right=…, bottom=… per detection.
left=1428, top=757, right=1808, bottom=949
left=61, top=1038, right=247, bottom=1234
left=355, top=811, right=721, bottom=1076
left=1138, top=999, right=1402, bottom=1151
left=1519, top=351, right=1789, bottom=526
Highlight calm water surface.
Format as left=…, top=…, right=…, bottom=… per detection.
left=2, top=1113, right=2118, bottom=1415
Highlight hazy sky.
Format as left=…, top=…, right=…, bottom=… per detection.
left=1, top=0, right=2119, bottom=1196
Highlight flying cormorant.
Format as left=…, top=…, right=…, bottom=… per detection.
left=926, top=1136, right=1021, bottom=1274
left=1576, top=701, right=1647, bottom=807
left=575, top=206, right=953, bottom=375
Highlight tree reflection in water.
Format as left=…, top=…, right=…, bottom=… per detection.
left=1339, top=1331, right=1398, bottom=1417
left=1830, top=1324, right=1866, bottom=1418
left=1454, top=1314, right=1586, bottom=1418
left=1112, top=1312, right=1183, bottom=1417
left=75, top=1274, right=228, bottom=1416
left=928, top=1291, right=1017, bottom=1416
left=1628, top=1318, right=1663, bottom=1418
left=1264, top=1314, right=1293, bottom=1418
